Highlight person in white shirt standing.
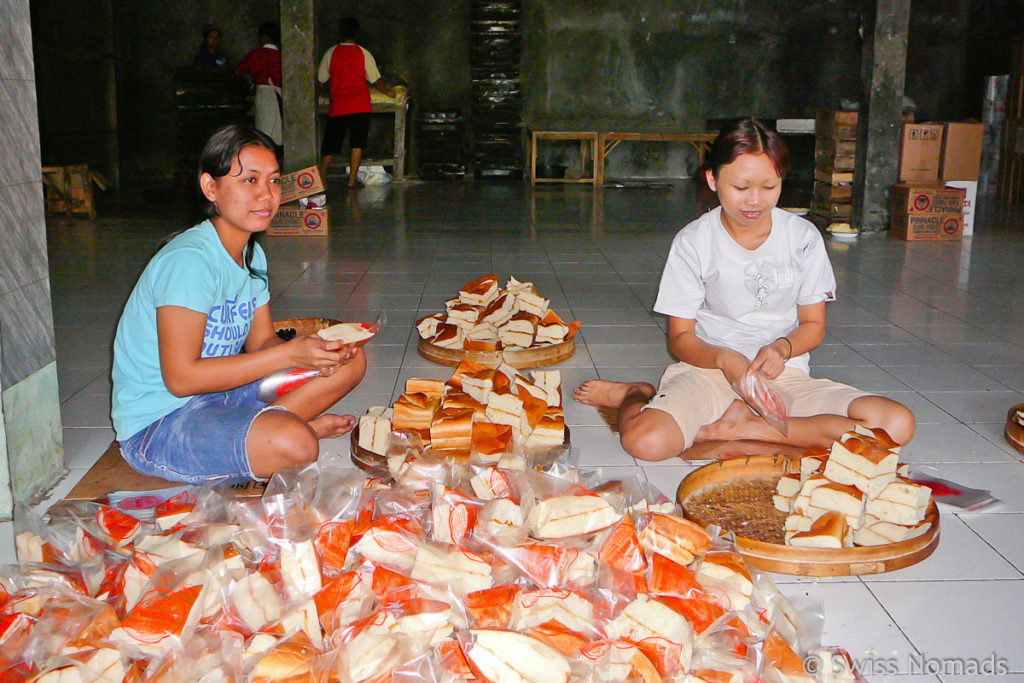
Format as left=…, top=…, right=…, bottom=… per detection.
left=575, top=118, right=915, bottom=461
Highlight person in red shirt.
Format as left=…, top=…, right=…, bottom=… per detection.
left=317, top=17, right=394, bottom=189
left=235, top=22, right=283, bottom=147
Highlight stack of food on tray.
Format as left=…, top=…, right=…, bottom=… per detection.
left=774, top=425, right=933, bottom=548
left=359, top=360, right=565, bottom=459
left=417, top=275, right=579, bottom=351
left=8, top=448, right=862, bottom=682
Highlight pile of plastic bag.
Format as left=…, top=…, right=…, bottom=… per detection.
left=2, top=442, right=863, bottom=682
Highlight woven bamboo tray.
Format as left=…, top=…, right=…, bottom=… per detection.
left=677, top=454, right=940, bottom=576
left=351, top=424, right=571, bottom=475
left=273, top=317, right=342, bottom=339
left=417, top=337, right=575, bottom=369
left=1004, top=403, right=1024, bottom=455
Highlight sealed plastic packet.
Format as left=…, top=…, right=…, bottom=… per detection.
left=732, top=370, right=790, bottom=436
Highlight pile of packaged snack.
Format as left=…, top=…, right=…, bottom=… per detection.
left=5, top=443, right=863, bottom=681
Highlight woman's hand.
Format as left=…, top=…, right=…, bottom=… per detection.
left=748, top=339, right=790, bottom=380
left=716, top=348, right=753, bottom=388
left=287, top=335, right=350, bottom=372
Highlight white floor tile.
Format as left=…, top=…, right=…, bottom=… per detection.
left=61, top=427, right=115, bottom=469
left=901, top=423, right=1016, bottom=464
left=919, top=390, right=1023, bottom=424
left=867, top=580, right=1024, bottom=672
left=883, top=365, right=1006, bottom=392
left=778, top=581, right=918, bottom=674
left=59, top=391, right=114, bottom=429
left=568, top=426, right=635, bottom=467
left=640, top=463, right=700, bottom=500
left=958, top=512, right=1024, bottom=574
left=860, top=513, right=1021, bottom=582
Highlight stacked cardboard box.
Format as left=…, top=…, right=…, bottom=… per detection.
left=268, top=166, right=329, bottom=236
left=890, top=183, right=965, bottom=241
left=941, top=122, right=983, bottom=235
left=812, top=111, right=857, bottom=225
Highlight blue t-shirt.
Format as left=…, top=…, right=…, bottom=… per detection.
left=111, top=221, right=271, bottom=440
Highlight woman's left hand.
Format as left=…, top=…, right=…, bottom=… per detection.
left=748, top=341, right=788, bottom=380
left=318, top=343, right=359, bottom=377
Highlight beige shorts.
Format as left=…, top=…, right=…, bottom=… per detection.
left=644, top=363, right=869, bottom=448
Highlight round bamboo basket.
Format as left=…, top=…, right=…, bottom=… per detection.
left=1004, top=403, right=1024, bottom=455
left=677, top=455, right=940, bottom=576
left=273, top=317, right=342, bottom=339
left=417, top=337, right=575, bottom=369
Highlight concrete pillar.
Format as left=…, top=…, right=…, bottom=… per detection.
left=852, top=0, right=911, bottom=232
left=0, top=0, right=64, bottom=520
left=280, top=0, right=319, bottom=170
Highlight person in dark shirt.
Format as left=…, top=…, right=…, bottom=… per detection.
left=193, top=25, right=228, bottom=70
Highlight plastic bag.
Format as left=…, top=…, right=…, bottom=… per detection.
left=732, top=370, right=789, bottom=436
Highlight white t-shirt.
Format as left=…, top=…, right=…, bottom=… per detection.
left=653, top=207, right=836, bottom=373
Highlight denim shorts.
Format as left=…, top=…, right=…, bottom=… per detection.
left=119, top=380, right=284, bottom=484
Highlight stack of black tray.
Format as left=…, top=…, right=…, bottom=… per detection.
left=470, top=1, right=523, bottom=178
left=417, top=111, right=467, bottom=180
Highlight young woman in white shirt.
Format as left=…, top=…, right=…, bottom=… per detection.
left=574, top=118, right=914, bottom=461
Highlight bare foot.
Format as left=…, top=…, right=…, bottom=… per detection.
left=695, top=400, right=781, bottom=443
left=573, top=380, right=656, bottom=409
left=310, top=413, right=356, bottom=439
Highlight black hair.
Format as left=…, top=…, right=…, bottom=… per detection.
left=339, top=17, right=360, bottom=41
left=200, top=25, right=221, bottom=50
left=258, top=21, right=280, bottom=45
left=197, top=124, right=279, bottom=282
left=707, top=117, right=790, bottom=179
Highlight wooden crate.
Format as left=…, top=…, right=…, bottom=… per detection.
left=811, top=197, right=852, bottom=219
left=42, top=165, right=107, bottom=219
left=815, top=110, right=858, bottom=140
left=814, top=168, right=854, bottom=184
left=813, top=180, right=853, bottom=202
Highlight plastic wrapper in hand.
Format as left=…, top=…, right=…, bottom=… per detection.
left=732, top=370, right=790, bottom=436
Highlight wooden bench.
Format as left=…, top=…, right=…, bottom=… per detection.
left=597, top=131, right=717, bottom=185
left=530, top=131, right=600, bottom=185
left=63, top=441, right=266, bottom=502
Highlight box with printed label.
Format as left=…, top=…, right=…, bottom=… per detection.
left=945, top=180, right=977, bottom=235
left=890, top=183, right=965, bottom=216
left=940, top=122, right=984, bottom=181
left=898, top=123, right=944, bottom=182
left=278, top=166, right=325, bottom=204
left=890, top=212, right=963, bottom=241
left=268, top=207, right=329, bottom=236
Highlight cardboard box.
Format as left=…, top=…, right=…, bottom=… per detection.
left=278, top=166, right=325, bottom=204
left=890, top=183, right=965, bottom=215
left=945, top=180, right=977, bottom=235
left=898, top=123, right=944, bottom=182
left=268, top=207, right=329, bottom=236
left=940, top=122, right=984, bottom=181
left=890, top=212, right=963, bottom=241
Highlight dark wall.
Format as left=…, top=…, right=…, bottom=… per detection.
left=29, top=0, right=1024, bottom=185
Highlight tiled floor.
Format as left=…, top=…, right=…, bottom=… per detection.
left=19, top=178, right=1024, bottom=679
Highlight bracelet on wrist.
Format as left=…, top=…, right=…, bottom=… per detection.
left=775, top=336, right=793, bottom=361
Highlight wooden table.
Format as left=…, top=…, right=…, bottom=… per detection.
left=530, top=131, right=599, bottom=185
left=597, top=131, right=717, bottom=185
left=318, top=92, right=410, bottom=181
